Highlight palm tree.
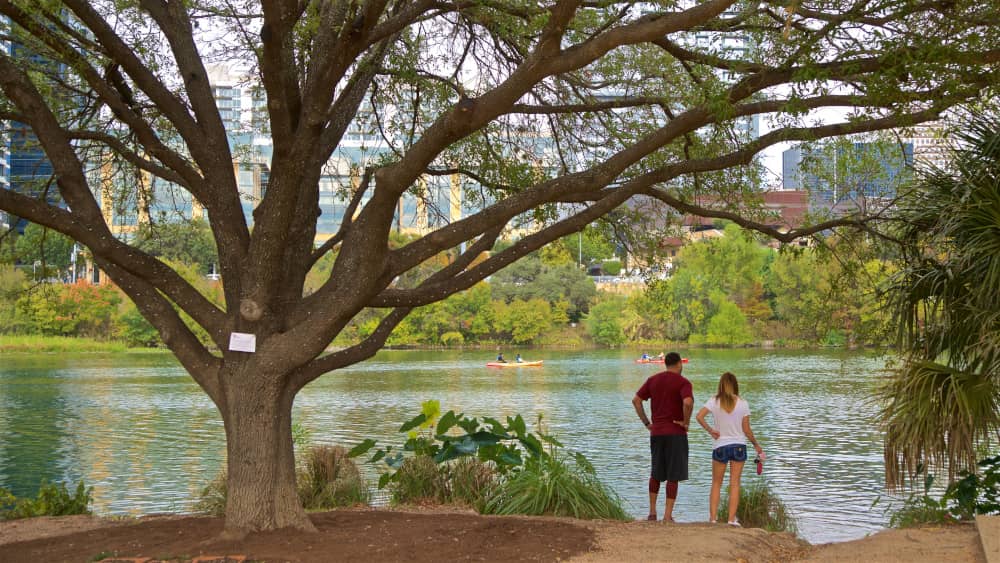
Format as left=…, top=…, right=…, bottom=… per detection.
left=879, top=113, right=1000, bottom=490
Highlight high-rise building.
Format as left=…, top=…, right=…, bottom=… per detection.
left=4, top=39, right=59, bottom=234
left=904, top=122, right=950, bottom=171
left=689, top=6, right=759, bottom=140
left=205, top=64, right=481, bottom=244
left=782, top=141, right=914, bottom=204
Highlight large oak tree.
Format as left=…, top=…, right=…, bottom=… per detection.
left=0, top=0, right=997, bottom=535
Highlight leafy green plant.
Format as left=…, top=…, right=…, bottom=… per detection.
left=887, top=454, right=1000, bottom=527
left=483, top=453, right=628, bottom=520
left=944, top=453, right=1000, bottom=519
left=349, top=400, right=558, bottom=490
left=298, top=445, right=371, bottom=509
left=887, top=468, right=951, bottom=528
left=717, top=480, right=796, bottom=532
left=353, top=401, right=625, bottom=519
left=0, top=480, right=93, bottom=520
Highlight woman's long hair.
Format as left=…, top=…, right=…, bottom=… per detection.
left=716, top=372, right=739, bottom=413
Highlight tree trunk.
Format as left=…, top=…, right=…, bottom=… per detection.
left=220, top=364, right=315, bottom=537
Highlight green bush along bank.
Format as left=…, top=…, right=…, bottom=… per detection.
left=0, top=480, right=93, bottom=520
left=349, top=400, right=630, bottom=521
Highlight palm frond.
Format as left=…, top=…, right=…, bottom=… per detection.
left=881, top=111, right=1000, bottom=489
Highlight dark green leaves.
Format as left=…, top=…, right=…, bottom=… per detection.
left=359, top=402, right=571, bottom=490
left=399, top=413, right=427, bottom=433
left=347, top=439, right=376, bottom=458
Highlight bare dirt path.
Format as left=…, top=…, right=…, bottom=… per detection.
left=0, top=509, right=985, bottom=563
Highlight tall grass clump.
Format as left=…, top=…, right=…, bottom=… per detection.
left=444, top=457, right=499, bottom=511
left=717, top=480, right=796, bottom=532
left=483, top=455, right=629, bottom=520
left=193, top=471, right=227, bottom=516
left=0, top=480, right=93, bottom=519
left=390, top=455, right=448, bottom=505
left=298, top=445, right=370, bottom=509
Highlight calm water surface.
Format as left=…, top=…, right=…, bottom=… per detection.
left=0, top=349, right=895, bottom=543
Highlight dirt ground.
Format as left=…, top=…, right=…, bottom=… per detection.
left=0, top=508, right=986, bottom=563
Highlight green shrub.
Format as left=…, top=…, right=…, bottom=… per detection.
left=0, top=480, right=93, bottom=520
left=887, top=454, right=1000, bottom=527
left=889, top=493, right=953, bottom=528
left=944, top=453, right=1000, bottom=518
left=298, top=445, right=370, bottom=509
left=440, top=331, right=464, bottom=346
left=483, top=454, right=629, bottom=520
left=356, top=403, right=626, bottom=519
left=601, top=260, right=622, bottom=276
left=717, top=480, right=796, bottom=532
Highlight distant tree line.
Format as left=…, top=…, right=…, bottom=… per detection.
left=1, top=221, right=890, bottom=349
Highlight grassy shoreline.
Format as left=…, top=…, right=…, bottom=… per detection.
left=0, top=335, right=169, bottom=354
left=1, top=335, right=875, bottom=355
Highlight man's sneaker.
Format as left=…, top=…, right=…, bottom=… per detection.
left=728, top=520, right=741, bottom=527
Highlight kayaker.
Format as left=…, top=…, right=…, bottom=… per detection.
left=641, top=353, right=650, bottom=360
left=516, top=354, right=523, bottom=363
left=496, top=352, right=507, bottom=363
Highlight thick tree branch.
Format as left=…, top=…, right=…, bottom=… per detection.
left=291, top=307, right=411, bottom=390
left=308, top=167, right=376, bottom=267
left=98, top=259, right=224, bottom=404
left=0, top=186, right=228, bottom=337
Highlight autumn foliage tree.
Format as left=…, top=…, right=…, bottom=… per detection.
left=0, top=0, right=998, bottom=535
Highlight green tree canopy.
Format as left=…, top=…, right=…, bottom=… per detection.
left=490, top=254, right=596, bottom=322
left=133, top=219, right=218, bottom=273
left=13, top=223, right=74, bottom=273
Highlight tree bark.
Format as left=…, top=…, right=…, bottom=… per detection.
left=219, top=361, right=314, bottom=537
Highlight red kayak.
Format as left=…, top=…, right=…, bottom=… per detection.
left=634, top=358, right=689, bottom=364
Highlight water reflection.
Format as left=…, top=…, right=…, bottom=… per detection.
left=0, top=349, right=894, bottom=542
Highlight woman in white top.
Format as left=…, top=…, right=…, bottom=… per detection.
left=695, top=372, right=764, bottom=526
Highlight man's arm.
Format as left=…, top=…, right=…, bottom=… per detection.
left=674, top=397, right=693, bottom=430
left=632, top=395, right=651, bottom=429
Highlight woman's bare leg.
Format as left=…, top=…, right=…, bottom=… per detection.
left=709, top=460, right=726, bottom=522
left=728, top=461, right=746, bottom=523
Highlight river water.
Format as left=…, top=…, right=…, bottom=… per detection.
left=0, top=348, right=897, bottom=543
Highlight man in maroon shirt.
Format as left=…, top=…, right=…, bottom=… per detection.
left=632, top=352, right=693, bottom=522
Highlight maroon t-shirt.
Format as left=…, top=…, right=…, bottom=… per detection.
left=636, top=370, right=693, bottom=435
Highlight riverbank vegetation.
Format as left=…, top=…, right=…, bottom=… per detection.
left=0, top=481, right=92, bottom=520
left=347, top=401, right=630, bottom=520
left=1, top=224, right=892, bottom=352
left=716, top=480, right=797, bottom=533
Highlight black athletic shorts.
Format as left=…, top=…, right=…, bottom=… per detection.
left=650, top=434, right=689, bottom=482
